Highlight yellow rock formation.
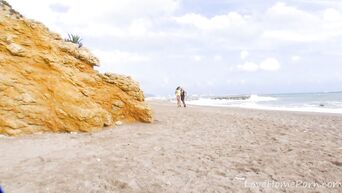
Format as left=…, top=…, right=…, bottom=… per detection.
left=0, top=1, right=153, bottom=136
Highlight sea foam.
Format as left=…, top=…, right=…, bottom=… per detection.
left=186, top=94, right=342, bottom=114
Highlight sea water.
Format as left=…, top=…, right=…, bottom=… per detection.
left=186, top=92, right=342, bottom=114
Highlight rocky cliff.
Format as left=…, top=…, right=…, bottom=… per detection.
left=0, top=1, right=153, bottom=136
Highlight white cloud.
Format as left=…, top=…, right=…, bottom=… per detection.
left=174, top=12, right=246, bottom=31
left=291, top=55, right=301, bottom=62
left=267, top=2, right=314, bottom=21
left=263, top=3, right=342, bottom=43
left=9, top=0, right=180, bottom=35
left=93, top=50, right=150, bottom=66
left=240, top=50, right=249, bottom=60
left=128, top=19, right=151, bottom=37
left=323, top=8, right=342, bottom=22
left=259, top=58, right=281, bottom=71
left=214, top=55, right=222, bottom=61
left=192, top=55, right=202, bottom=62
left=238, top=62, right=259, bottom=72
left=238, top=58, right=280, bottom=72
left=262, top=30, right=318, bottom=42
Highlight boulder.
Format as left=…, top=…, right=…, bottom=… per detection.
left=0, top=1, right=153, bottom=136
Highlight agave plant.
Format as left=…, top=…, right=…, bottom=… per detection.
left=65, top=34, right=83, bottom=48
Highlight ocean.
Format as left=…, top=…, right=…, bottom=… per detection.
left=161, top=92, right=342, bottom=114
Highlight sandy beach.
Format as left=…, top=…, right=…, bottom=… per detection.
left=0, top=100, right=341, bottom=193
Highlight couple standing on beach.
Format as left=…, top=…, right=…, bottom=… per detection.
left=175, top=87, right=186, bottom=107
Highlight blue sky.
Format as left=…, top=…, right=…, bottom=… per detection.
left=8, top=0, right=342, bottom=96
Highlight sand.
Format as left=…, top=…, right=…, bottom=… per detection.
left=0, top=100, right=341, bottom=193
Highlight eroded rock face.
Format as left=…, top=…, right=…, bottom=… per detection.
left=0, top=1, right=153, bottom=136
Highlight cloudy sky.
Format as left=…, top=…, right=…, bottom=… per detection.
left=8, top=0, right=342, bottom=96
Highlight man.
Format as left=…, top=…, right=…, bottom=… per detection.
left=180, top=88, right=187, bottom=107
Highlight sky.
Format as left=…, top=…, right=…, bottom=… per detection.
left=7, top=0, right=342, bottom=96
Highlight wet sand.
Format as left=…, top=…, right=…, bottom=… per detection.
left=0, top=100, right=342, bottom=193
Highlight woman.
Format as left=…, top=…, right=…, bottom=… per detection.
left=175, top=87, right=182, bottom=107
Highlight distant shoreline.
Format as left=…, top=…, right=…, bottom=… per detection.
left=147, top=98, right=342, bottom=115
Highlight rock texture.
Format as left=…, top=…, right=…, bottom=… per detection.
left=0, top=1, right=152, bottom=136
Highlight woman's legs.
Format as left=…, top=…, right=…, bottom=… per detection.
left=177, top=96, right=181, bottom=107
